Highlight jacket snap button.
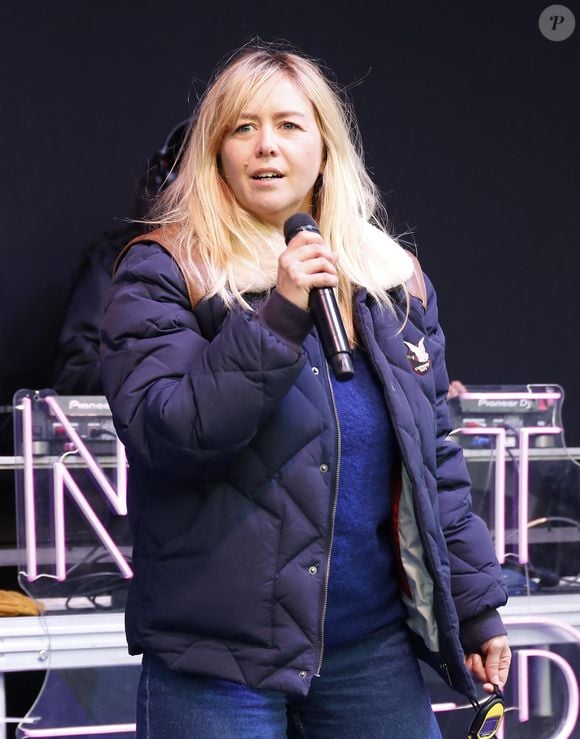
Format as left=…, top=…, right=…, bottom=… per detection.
left=319, top=463, right=328, bottom=473
left=312, top=367, right=320, bottom=375
left=299, top=670, right=307, bottom=678
left=308, top=565, right=318, bottom=575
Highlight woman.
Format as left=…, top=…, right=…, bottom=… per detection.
left=101, top=41, right=510, bottom=738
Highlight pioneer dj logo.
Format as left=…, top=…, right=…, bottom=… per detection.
left=68, top=399, right=110, bottom=411
left=403, top=337, right=431, bottom=375
left=477, top=398, right=533, bottom=410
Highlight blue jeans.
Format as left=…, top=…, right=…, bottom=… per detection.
left=137, top=622, right=442, bottom=738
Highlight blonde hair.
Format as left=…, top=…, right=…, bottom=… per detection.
left=150, top=41, right=398, bottom=339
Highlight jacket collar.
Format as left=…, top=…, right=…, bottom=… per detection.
left=232, top=223, right=415, bottom=294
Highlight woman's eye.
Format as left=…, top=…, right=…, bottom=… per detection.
left=234, top=123, right=253, bottom=134
left=281, top=121, right=298, bottom=130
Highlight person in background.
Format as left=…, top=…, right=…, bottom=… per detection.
left=101, top=41, right=511, bottom=738
left=52, top=119, right=189, bottom=395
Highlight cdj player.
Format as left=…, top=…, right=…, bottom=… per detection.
left=20, top=391, right=118, bottom=456
left=447, top=384, right=564, bottom=448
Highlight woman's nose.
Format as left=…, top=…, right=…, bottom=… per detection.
left=255, top=128, right=278, bottom=157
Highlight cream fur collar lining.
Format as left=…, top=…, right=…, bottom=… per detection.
left=231, top=223, right=415, bottom=294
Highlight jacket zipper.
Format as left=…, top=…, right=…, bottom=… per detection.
left=314, top=359, right=342, bottom=677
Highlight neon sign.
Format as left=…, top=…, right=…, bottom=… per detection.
left=17, top=393, right=132, bottom=583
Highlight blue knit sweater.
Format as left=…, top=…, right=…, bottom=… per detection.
left=324, top=347, right=406, bottom=648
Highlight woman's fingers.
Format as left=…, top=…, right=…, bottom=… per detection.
left=465, top=636, right=512, bottom=694
left=277, top=236, right=338, bottom=309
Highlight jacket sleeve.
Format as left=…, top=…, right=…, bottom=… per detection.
left=100, top=243, right=312, bottom=481
left=423, top=275, right=508, bottom=652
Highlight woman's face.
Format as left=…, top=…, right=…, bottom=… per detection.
left=219, top=74, right=325, bottom=232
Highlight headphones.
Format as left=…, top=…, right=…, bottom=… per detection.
left=467, top=686, right=505, bottom=738
left=145, top=118, right=191, bottom=197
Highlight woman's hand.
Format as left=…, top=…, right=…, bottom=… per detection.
left=465, top=636, right=512, bottom=693
left=276, top=229, right=338, bottom=311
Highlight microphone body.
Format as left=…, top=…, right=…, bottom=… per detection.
left=283, top=213, right=354, bottom=382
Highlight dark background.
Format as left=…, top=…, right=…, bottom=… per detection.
left=0, top=3, right=578, bottom=735
left=1, top=0, right=578, bottom=444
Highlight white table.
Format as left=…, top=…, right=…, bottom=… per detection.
left=2, top=594, right=580, bottom=738
left=0, top=611, right=139, bottom=739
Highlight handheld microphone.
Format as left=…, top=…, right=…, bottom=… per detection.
left=283, top=213, right=354, bottom=382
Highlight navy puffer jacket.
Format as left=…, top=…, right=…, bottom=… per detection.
left=101, top=240, right=507, bottom=701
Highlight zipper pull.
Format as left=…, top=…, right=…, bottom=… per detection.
left=440, top=661, right=453, bottom=687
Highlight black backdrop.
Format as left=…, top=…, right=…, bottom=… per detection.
left=2, top=1, right=579, bottom=444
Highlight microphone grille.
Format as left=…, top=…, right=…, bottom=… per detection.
left=283, top=213, right=319, bottom=245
